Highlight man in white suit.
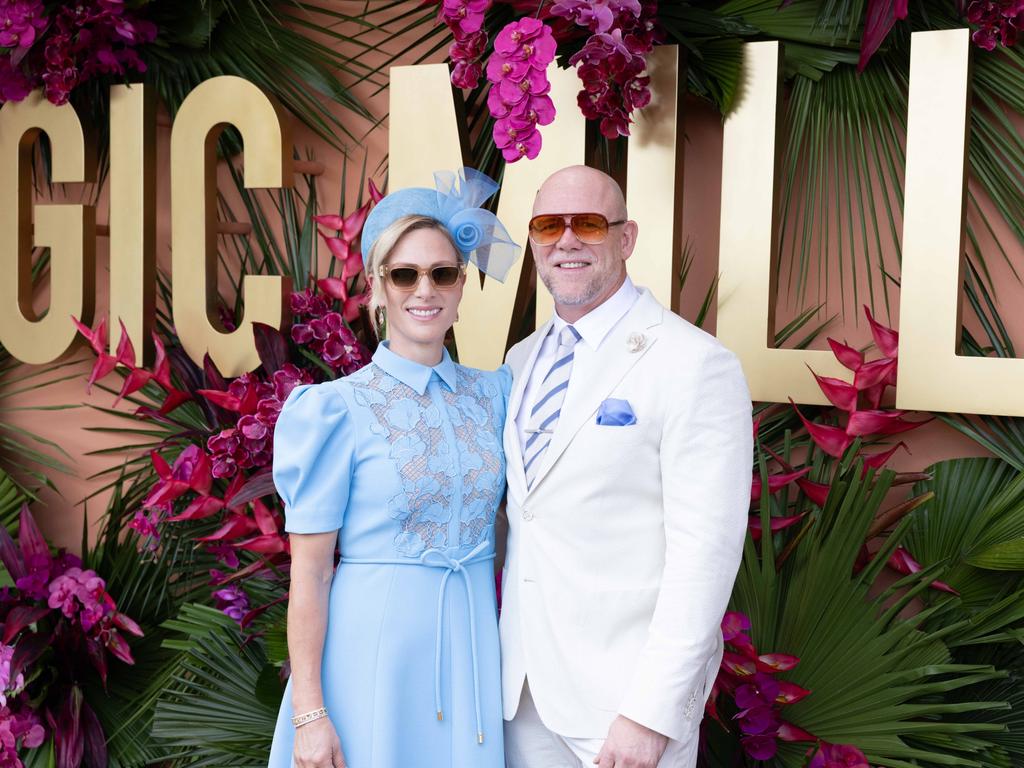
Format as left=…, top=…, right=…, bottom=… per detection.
left=500, top=165, right=753, bottom=768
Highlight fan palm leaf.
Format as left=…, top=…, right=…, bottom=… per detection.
left=152, top=603, right=279, bottom=766
left=733, top=460, right=1018, bottom=767
left=902, top=458, right=1024, bottom=608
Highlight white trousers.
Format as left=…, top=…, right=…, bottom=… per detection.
left=504, top=682, right=695, bottom=768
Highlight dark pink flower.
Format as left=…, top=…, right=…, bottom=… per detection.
left=213, top=584, right=250, bottom=624
left=808, top=742, right=870, bottom=768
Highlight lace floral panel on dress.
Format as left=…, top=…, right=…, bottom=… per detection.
left=440, top=368, right=504, bottom=547
left=349, top=366, right=504, bottom=556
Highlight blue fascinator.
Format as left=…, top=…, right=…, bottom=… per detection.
left=361, top=168, right=520, bottom=282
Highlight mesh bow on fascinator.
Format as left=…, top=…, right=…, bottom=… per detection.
left=361, top=168, right=521, bottom=282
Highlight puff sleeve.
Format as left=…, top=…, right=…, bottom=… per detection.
left=272, top=382, right=355, bottom=534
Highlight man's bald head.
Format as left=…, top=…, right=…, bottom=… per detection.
left=533, top=165, right=627, bottom=221
left=528, top=165, right=638, bottom=323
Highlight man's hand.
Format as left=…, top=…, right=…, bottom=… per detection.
left=593, top=715, right=669, bottom=768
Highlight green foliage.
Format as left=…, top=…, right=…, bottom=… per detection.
left=152, top=604, right=279, bottom=767
left=735, top=456, right=1022, bottom=768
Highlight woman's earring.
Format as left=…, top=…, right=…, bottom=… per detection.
left=374, top=306, right=386, bottom=334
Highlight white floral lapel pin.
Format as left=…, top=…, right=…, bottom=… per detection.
left=626, top=331, right=647, bottom=353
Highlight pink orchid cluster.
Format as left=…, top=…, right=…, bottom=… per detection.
left=709, top=612, right=871, bottom=765
left=439, top=0, right=493, bottom=89
left=200, top=364, right=313, bottom=479
left=0, top=0, right=157, bottom=106
left=291, top=291, right=372, bottom=375
left=0, top=506, right=143, bottom=767
left=212, top=583, right=250, bottom=624
left=966, top=0, right=1024, bottom=48
left=552, top=0, right=662, bottom=138
left=486, top=17, right=557, bottom=161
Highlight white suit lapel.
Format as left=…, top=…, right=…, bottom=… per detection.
left=526, top=290, right=664, bottom=495
left=505, top=318, right=554, bottom=496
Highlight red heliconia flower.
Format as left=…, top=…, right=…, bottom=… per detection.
left=796, top=478, right=831, bottom=507
left=71, top=316, right=118, bottom=393
left=861, top=441, right=908, bottom=470
left=853, top=358, right=897, bottom=391
left=790, top=400, right=854, bottom=458
left=827, top=338, right=864, bottom=371
left=864, top=305, right=899, bottom=357
left=887, top=547, right=959, bottom=594
left=858, top=0, right=910, bottom=71
left=845, top=409, right=926, bottom=437
left=751, top=467, right=812, bottom=502
left=748, top=513, right=807, bottom=542
left=809, top=369, right=859, bottom=412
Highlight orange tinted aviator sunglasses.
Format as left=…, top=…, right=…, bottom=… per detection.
left=528, top=213, right=626, bottom=246
left=377, top=263, right=467, bottom=290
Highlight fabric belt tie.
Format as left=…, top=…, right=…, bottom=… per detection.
left=340, top=538, right=493, bottom=744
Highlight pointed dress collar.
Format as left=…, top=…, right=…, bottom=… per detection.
left=371, top=341, right=458, bottom=395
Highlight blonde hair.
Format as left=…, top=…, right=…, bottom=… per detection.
left=365, top=214, right=461, bottom=318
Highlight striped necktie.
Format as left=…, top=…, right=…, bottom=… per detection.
left=523, top=325, right=582, bottom=489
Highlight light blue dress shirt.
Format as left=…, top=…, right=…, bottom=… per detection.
left=268, top=342, right=511, bottom=768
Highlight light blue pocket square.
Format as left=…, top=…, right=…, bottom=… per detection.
left=596, top=398, right=636, bottom=426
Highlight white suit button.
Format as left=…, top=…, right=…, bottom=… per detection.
left=522, top=509, right=534, bottom=521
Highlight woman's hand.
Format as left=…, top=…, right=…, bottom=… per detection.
left=293, top=717, right=346, bottom=768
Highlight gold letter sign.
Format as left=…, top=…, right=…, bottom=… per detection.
left=0, top=92, right=96, bottom=363
left=716, top=41, right=848, bottom=404
left=171, top=75, right=293, bottom=377
left=894, top=29, right=1023, bottom=416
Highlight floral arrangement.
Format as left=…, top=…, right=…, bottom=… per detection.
left=707, top=611, right=870, bottom=766
left=965, top=0, right=1024, bottom=49
left=438, top=0, right=661, bottom=159
left=0, top=0, right=155, bottom=104
left=70, top=179, right=380, bottom=632
left=0, top=505, right=143, bottom=768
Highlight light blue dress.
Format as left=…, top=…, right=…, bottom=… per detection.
left=268, top=342, right=510, bottom=768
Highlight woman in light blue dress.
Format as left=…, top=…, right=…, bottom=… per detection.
left=268, top=169, right=520, bottom=768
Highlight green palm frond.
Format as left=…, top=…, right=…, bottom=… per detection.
left=153, top=603, right=279, bottom=766
left=147, top=1, right=382, bottom=148
left=0, top=466, right=29, bottom=532
left=903, top=458, right=1024, bottom=609
left=733, top=459, right=1018, bottom=767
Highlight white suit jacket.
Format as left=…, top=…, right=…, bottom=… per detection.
left=499, top=287, right=753, bottom=746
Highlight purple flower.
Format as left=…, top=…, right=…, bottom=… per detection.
left=493, top=16, right=547, bottom=56
left=441, top=0, right=492, bottom=89
left=0, top=644, right=25, bottom=707
left=46, top=567, right=111, bottom=630
left=0, top=0, right=49, bottom=63
left=485, top=18, right=557, bottom=162
left=550, top=0, right=641, bottom=33
left=742, top=734, right=779, bottom=760
left=213, top=584, right=250, bottom=624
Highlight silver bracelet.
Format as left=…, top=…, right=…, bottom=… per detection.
left=291, top=707, right=328, bottom=728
